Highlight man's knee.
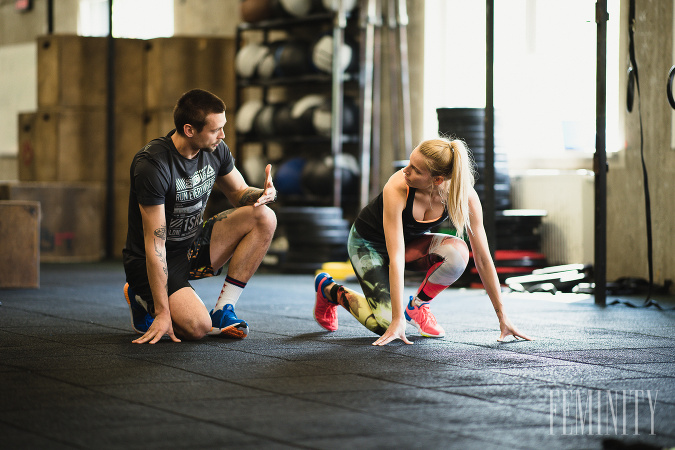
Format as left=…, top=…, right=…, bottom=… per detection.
left=253, top=205, right=277, bottom=233
left=177, top=315, right=212, bottom=340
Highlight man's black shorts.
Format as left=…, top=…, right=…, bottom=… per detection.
left=124, top=215, right=223, bottom=314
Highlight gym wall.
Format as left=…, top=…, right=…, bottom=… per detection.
left=607, top=0, right=675, bottom=291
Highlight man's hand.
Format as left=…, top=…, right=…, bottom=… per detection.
left=372, top=318, right=413, bottom=346
left=254, top=164, right=276, bottom=207
left=132, top=312, right=180, bottom=344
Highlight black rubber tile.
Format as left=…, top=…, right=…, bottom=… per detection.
left=66, top=421, right=271, bottom=450
left=299, top=430, right=491, bottom=450
left=137, top=350, right=336, bottom=381
left=43, top=361, right=218, bottom=387
left=364, top=364, right=538, bottom=388
left=0, top=398, right=186, bottom=437
left=0, top=371, right=103, bottom=413
left=84, top=338, right=238, bottom=356
left=90, top=380, right=275, bottom=403
left=166, top=395, right=423, bottom=442
left=374, top=398, right=550, bottom=431
left=4, top=352, right=151, bottom=373
left=403, top=347, right=570, bottom=369
left=237, top=373, right=406, bottom=395
left=526, top=349, right=675, bottom=365
left=295, top=386, right=486, bottom=414
left=438, top=382, right=578, bottom=412
left=491, top=363, right=664, bottom=384
left=611, top=362, right=675, bottom=377
left=579, top=377, right=675, bottom=405
left=0, top=422, right=76, bottom=450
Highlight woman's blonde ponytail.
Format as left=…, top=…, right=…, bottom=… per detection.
left=418, top=138, right=475, bottom=238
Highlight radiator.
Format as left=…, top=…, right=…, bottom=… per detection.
left=510, top=170, right=595, bottom=265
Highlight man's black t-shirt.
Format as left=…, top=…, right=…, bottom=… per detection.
left=123, top=130, right=234, bottom=266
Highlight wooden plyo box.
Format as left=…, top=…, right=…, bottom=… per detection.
left=0, top=182, right=104, bottom=263
left=144, top=37, right=236, bottom=110
left=17, top=112, right=37, bottom=182
left=0, top=201, right=40, bottom=289
left=37, top=35, right=146, bottom=111
left=38, top=35, right=107, bottom=108
left=29, top=108, right=107, bottom=182
left=18, top=108, right=145, bottom=184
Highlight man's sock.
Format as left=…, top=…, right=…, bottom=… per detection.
left=214, top=275, right=246, bottom=310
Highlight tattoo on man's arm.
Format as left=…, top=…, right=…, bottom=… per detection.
left=154, top=225, right=166, bottom=240
left=239, top=188, right=263, bottom=206
left=153, top=226, right=168, bottom=276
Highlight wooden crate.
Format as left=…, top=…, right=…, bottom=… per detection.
left=30, top=108, right=107, bottom=182
left=144, top=37, right=236, bottom=111
left=0, top=182, right=105, bottom=263
left=114, top=110, right=146, bottom=183
left=21, top=107, right=145, bottom=184
left=17, top=112, right=37, bottom=182
left=38, top=35, right=107, bottom=108
left=37, top=35, right=146, bottom=111
left=114, top=38, right=147, bottom=112
left=143, top=108, right=176, bottom=144
left=0, top=201, right=40, bottom=288
left=114, top=181, right=130, bottom=260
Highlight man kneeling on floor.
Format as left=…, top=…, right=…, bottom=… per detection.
left=122, top=89, right=277, bottom=344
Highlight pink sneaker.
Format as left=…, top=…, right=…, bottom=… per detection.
left=314, top=272, right=338, bottom=331
left=404, top=297, right=445, bottom=337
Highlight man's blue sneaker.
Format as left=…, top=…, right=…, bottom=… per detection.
left=209, top=304, right=249, bottom=338
left=123, top=283, right=153, bottom=334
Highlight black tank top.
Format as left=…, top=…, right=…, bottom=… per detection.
left=354, top=186, right=448, bottom=244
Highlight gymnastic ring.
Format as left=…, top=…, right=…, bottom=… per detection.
left=626, top=66, right=635, bottom=113
left=667, top=65, right=675, bottom=110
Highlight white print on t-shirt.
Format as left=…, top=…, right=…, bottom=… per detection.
left=168, top=165, right=216, bottom=242
left=175, top=166, right=216, bottom=202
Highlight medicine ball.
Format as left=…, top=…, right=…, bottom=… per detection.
left=311, top=34, right=354, bottom=74
left=301, top=153, right=359, bottom=196
left=273, top=103, right=295, bottom=135
left=275, top=157, right=308, bottom=195
left=321, top=0, right=357, bottom=13
left=278, top=0, right=314, bottom=17
left=235, top=43, right=268, bottom=78
left=291, top=94, right=326, bottom=134
left=312, top=95, right=358, bottom=137
left=242, top=155, right=267, bottom=186
left=241, top=0, right=274, bottom=23
left=275, top=40, right=310, bottom=77
left=253, top=104, right=278, bottom=136
left=256, top=43, right=280, bottom=79
left=235, top=99, right=264, bottom=135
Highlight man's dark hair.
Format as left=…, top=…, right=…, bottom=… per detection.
left=173, top=89, right=226, bottom=136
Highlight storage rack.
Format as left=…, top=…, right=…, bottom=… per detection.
left=234, top=6, right=364, bottom=209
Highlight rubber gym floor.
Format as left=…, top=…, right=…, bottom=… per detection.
left=1, top=261, right=674, bottom=450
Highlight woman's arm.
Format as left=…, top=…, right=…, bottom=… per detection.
left=466, top=189, right=532, bottom=341
left=372, top=173, right=413, bottom=346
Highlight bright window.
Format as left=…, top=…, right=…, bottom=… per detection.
left=423, top=0, right=621, bottom=167
left=78, top=0, right=174, bottom=39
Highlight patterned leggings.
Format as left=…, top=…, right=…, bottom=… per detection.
left=334, top=225, right=470, bottom=335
